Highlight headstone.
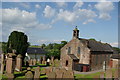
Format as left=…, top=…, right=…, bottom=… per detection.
left=45, top=68, right=51, bottom=76
left=47, top=72, right=56, bottom=80
left=15, top=54, right=22, bottom=71
left=105, top=69, right=112, bottom=79
left=25, top=71, right=33, bottom=80
left=113, top=69, right=118, bottom=78
left=6, top=53, right=16, bottom=74
left=34, top=66, right=40, bottom=79
left=42, top=56, right=46, bottom=64
left=63, top=70, right=74, bottom=79
left=5, top=73, right=14, bottom=80
left=1, top=53, right=4, bottom=74
left=56, top=70, right=63, bottom=79
left=33, top=59, right=37, bottom=65
left=25, top=67, right=33, bottom=80
left=29, top=59, right=33, bottom=66
left=99, top=72, right=104, bottom=80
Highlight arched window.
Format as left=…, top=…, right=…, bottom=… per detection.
left=78, top=47, right=80, bottom=54
left=66, top=60, right=68, bottom=66
left=68, top=47, right=71, bottom=54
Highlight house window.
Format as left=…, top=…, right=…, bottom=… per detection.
left=78, top=47, right=80, bottom=54
left=68, top=47, right=71, bottom=54
left=66, top=60, right=68, bottom=66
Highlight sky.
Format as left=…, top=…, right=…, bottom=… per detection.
left=1, top=1, right=119, bottom=47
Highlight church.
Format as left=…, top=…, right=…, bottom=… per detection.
left=60, top=26, right=114, bottom=72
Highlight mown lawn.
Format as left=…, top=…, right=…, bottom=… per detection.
left=74, top=72, right=102, bottom=80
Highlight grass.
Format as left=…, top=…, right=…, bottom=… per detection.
left=74, top=72, right=102, bottom=80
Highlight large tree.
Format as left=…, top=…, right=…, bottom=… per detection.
left=7, top=31, right=29, bottom=57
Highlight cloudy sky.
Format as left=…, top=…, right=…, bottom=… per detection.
left=1, top=1, right=118, bottom=47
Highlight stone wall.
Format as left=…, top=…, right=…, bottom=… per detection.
left=60, top=38, right=90, bottom=70
left=90, top=52, right=112, bottom=71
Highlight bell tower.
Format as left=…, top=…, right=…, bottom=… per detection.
left=73, top=26, right=79, bottom=39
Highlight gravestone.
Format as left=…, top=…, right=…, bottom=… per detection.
left=63, top=70, right=74, bottom=79
left=56, top=70, right=63, bottom=79
left=34, top=66, right=40, bottom=79
left=25, top=67, right=33, bottom=80
left=15, top=54, right=22, bottom=71
left=5, top=73, right=14, bottom=80
left=99, top=72, right=104, bottom=80
left=42, top=56, right=46, bottom=64
left=45, top=68, right=51, bottom=76
left=29, top=59, right=33, bottom=66
left=33, top=59, right=37, bottom=65
left=113, top=69, right=118, bottom=78
left=6, top=53, right=16, bottom=73
left=47, top=72, right=56, bottom=80
left=1, top=53, right=4, bottom=74
left=105, top=69, right=112, bottom=79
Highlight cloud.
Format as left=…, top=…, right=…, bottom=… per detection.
left=38, top=39, right=65, bottom=45
left=83, top=19, right=96, bottom=25
left=56, top=2, right=67, bottom=7
left=73, top=1, right=84, bottom=9
left=95, top=0, right=114, bottom=20
left=19, top=3, right=30, bottom=9
left=109, top=42, right=118, bottom=47
left=35, top=4, right=40, bottom=9
left=1, top=8, right=51, bottom=41
left=52, top=8, right=97, bottom=24
left=43, top=5, right=55, bottom=18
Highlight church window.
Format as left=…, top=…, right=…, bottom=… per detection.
left=78, top=47, right=80, bottom=54
left=68, top=47, right=71, bottom=54
left=66, top=60, right=68, bottom=66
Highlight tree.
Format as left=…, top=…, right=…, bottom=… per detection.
left=7, top=31, right=29, bottom=57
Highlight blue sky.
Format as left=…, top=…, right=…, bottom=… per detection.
left=1, top=1, right=118, bottom=47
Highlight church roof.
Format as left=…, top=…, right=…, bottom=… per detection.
left=68, top=54, right=79, bottom=60
left=27, top=47, right=47, bottom=54
left=111, top=54, right=120, bottom=59
left=79, top=38, right=114, bottom=52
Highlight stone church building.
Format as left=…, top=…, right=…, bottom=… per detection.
left=60, top=27, right=114, bottom=72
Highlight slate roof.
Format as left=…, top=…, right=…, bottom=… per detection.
left=111, top=54, right=120, bottom=59
left=79, top=38, right=114, bottom=52
left=68, top=54, right=79, bottom=60
left=27, top=47, right=47, bottom=54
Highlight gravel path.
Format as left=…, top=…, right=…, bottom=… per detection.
left=74, top=69, right=105, bottom=74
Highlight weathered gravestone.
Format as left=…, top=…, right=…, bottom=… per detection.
left=33, top=59, right=37, bottom=65
left=6, top=53, right=16, bottom=74
left=99, top=72, right=105, bottom=80
left=29, top=59, right=33, bottom=66
left=105, top=69, right=113, bottom=79
left=62, top=70, right=74, bottom=80
left=113, top=69, right=118, bottom=80
left=15, top=54, right=22, bottom=71
left=34, top=66, right=40, bottom=80
left=5, top=73, right=14, bottom=80
left=1, top=53, right=4, bottom=74
left=47, top=72, right=56, bottom=80
left=25, top=67, right=33, bottom=80
left=42, top=56, right=46, bottom=64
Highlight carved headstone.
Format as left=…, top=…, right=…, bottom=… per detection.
left=34, top=66, right=40, bottom=79
left=6, top=53, right=16, bottom=73
left=106, top=69, right=112, bottom=79
left=33, top=59, right=37, bottom=65
left=15, top=54, right=22, bottom=71
left=25, top=67, right=33, bottom=80
left=47, top=72, right=56, bottom=80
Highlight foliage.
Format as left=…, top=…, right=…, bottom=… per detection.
left=0, top=42, right=7, bottom=53
left=44, top=41, right=67, bottom=59
left=7, top=31, right=29, bottom=56
left=89, top=38, right=96, bottom=41
left=112, top=47, right=120, bottom=53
